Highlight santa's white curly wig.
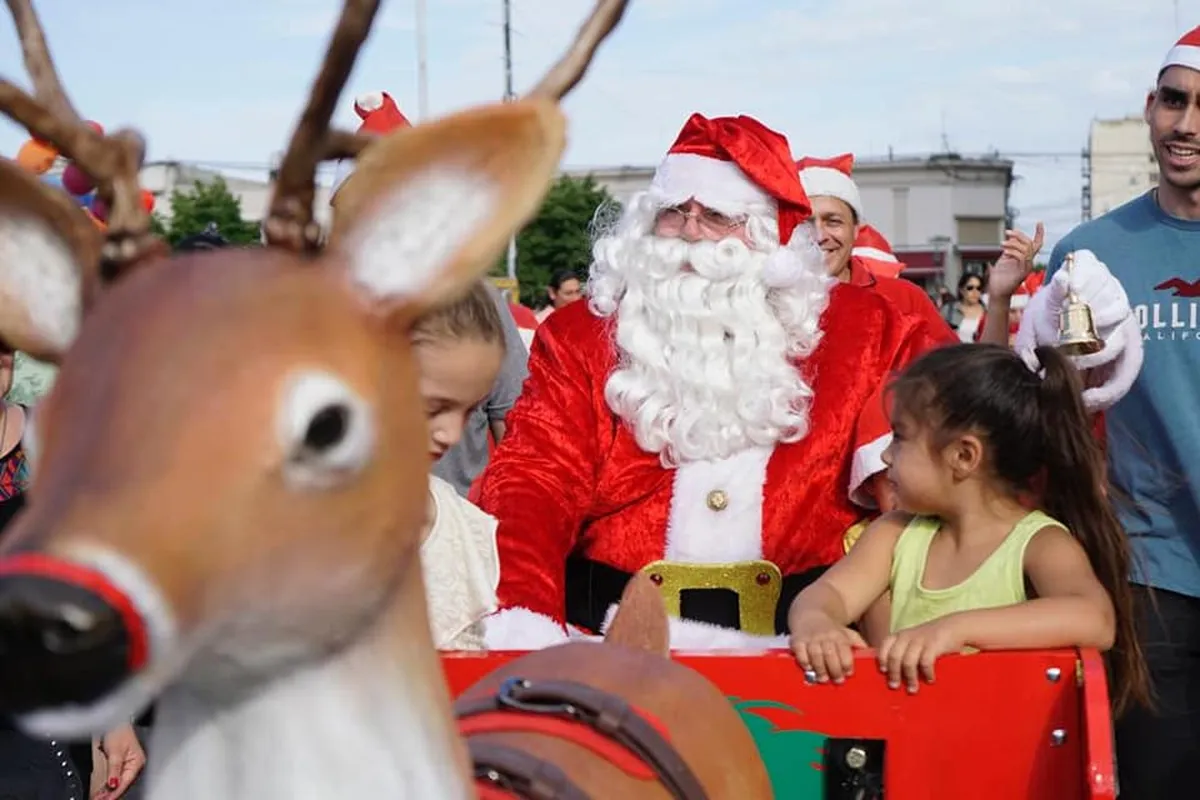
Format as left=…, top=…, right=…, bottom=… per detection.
left=587, top=170, right=832, bottom=466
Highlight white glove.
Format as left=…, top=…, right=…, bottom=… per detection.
left=1013, top=249, right=1143, bottom=412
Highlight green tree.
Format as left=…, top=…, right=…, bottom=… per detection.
left=161, top=177, right=260, bottom=246
left=497, top=174, right=619, bottom=307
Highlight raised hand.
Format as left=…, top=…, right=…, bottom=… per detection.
left=988, top=222, right=1045, bottom=299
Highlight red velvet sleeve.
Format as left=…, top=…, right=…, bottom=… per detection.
left=475, top=314, right=603, bottom=622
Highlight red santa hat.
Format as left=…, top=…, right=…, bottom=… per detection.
left=330, top=91, right=412, bottom=201
left=1010, top=269, right=1045, bottom=310
left=1161, top=25, right=1200, bottom=75
left=648, top=114, right=813, bottom=247
left=796, top=153, right=864, bottom=221
left=852, top=224, right=904, bottom=279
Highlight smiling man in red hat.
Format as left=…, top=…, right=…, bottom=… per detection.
left=477, top=114, right=947, bottom=649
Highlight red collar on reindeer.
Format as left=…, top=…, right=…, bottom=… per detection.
left=648, top=113, right=813, bottom=246
left=330, top=91, right=412, bottom=201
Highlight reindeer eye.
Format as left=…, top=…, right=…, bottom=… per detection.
left=303, top=404, right=349, bottom=452
left=278, top=371, right=375, bottom=490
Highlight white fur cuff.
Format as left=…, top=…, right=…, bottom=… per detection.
left=482, top=607, right=570, bottom=651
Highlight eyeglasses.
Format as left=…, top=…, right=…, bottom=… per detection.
left=655, top=205, right=747, bottom=235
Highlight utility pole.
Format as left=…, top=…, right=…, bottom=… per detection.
left=503, top=0, right=518, bottom=282
left=416, top=0, right=429, bottom=119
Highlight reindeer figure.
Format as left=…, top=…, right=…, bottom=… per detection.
left=0, top=1, right=772, bottom=799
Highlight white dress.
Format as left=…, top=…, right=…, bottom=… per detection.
left=420, top=476, right=501, bottom=650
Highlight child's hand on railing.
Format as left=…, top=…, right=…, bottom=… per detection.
left=789, top=612, right=869, bottom=685
left=877, top=615, right=967, bottom=693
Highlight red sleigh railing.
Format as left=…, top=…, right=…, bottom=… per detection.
left=443, top=648, right=1115, bottom=799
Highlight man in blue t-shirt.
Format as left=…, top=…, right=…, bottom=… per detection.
left=991, top=27, right=1200, bottom=799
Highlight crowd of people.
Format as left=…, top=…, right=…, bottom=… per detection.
left=2, top=21, right=1197, bottom=800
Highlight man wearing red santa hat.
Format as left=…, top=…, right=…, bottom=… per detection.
left=797, top=154, right=955, bottom=342
left=477, top=114, right=947, bottom=650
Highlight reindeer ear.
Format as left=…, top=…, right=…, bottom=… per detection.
left=0, top=159, right=101, bottom=363
left=327, top=101, right=566, bottom=312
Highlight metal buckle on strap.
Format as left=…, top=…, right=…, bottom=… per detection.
left=638, top=559, right=782, bottom=636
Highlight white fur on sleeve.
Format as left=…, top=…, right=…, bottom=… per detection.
left=344, top=164, right=497, bottom=301
left=482, top=607, right=571, bottom=651
left=600, top=604, right=788, bottom=652
left=0, top=211, right=82, bottom=355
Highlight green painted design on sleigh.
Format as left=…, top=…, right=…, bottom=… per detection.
left=730, top=697, right=828, bottom=798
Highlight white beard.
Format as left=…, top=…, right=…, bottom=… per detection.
left=588, top=197, right=831, bottom=466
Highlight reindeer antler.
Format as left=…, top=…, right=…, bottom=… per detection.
left=264, top=0, right=381, bottom=255
left=527, top=0, right=630, bottom=101
left=0, top=0, right=162, bottom=279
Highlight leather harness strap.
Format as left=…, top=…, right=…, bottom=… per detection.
left=468, top=740, right=590, bottom=800
left=455, top=676, right=709, bottom=800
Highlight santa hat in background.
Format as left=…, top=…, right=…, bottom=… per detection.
left=1161, top=25, right=1200, bottom=75
left=649, top=113, right=813, bottom=247
left=796, top=153, right=864, bottom=221
left=330, top=91, right=412, bottom=202
left=1010, top=269, right=1045, bottom=310
left=852, top=225, right=904, bottom=279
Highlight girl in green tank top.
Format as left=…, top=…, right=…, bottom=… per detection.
left=787, top=344, right=1149, bottom=715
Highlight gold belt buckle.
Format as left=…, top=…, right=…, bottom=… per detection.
left=638, top=560, right=783, bottom=636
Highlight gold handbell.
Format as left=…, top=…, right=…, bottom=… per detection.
left=1056, top=252, right=1105, bottom=357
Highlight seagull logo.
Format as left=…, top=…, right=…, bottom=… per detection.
left=1154, top=277, right=1200, bottom=297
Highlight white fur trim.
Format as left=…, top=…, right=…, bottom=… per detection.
left=482, top=607, right=570, bottom=651
left=649, top=152, right=772, bottom=215
left=355, top=91, right=386, bottom=114
left=600, top=604, right=787, bottom=651
left=1010, top=293, right=1030, bottom=309
left=665, top=447, right=771, bottom=562
left=345, top=164, right=497, bottom=300
left=799, top=166, right=864, bottom=220
left=849, top=433, right=891, bottom=509
left=852, top=246, right=897, bottom=263
left=0, top=210, right=83, bottom=356
left=667, top=616, right=788, bottom=651
left=1162, top=44, right=1200, bottom=74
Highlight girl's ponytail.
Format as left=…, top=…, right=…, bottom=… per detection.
left=1033, top=345, right=1149, bottom=713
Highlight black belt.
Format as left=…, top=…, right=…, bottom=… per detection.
left=565, top=556, right=829, bottom=636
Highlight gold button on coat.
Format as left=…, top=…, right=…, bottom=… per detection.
left=706, top=489, right=729, bottom=511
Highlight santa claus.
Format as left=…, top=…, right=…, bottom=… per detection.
left=475, top=114, right=944, bottom=649
left=478, top=114, right=1143, bottom=651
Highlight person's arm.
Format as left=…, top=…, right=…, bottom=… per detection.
left=949, top=526, right=1115, bottom=651
left=483, top=289, right=529, bottom=445
left=790, top=512, right=907, bottom=628
left=789, top=514, right=906, bottom=682
left=476, top=315, right=602, bottom=648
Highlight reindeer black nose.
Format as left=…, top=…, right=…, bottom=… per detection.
left=0, top=555, right=144, bottom=714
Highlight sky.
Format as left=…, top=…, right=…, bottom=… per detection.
left=0, top=0, right=1193, bottom=253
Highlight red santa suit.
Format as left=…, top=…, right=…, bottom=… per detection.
left=478, top=115, right=945, bottom=649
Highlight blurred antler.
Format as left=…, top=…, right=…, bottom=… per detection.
left=527, top=0, right=630, bottom=102
left=0, top=0, right=163, bottom=278
left=264, top=0, right=381, bottom=254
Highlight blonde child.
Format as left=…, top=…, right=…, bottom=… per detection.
left=411, top=280, right=506, bottom=650
left=788, top=343, right=1149, bottom=714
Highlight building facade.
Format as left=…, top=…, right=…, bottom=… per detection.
left=143, top=153, right=1012, bottom=294
left=1087, top=116, right=1155, bottom=219
left=567, top=154, right=1014, bottom=292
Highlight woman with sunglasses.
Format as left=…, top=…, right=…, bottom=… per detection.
left=943, top=272, right=987, bottom=342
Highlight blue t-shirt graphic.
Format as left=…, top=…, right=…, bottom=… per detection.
left=1047, top=191, right=1200, bottom=598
